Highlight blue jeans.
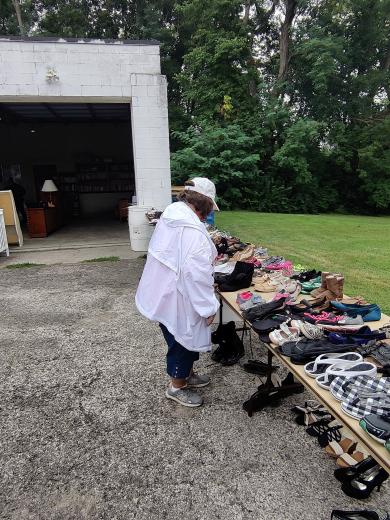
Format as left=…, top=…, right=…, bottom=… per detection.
left=159, top=323, right=199, bottom=379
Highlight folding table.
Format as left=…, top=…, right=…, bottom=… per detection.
left=218, top=288, right=390, bottom=473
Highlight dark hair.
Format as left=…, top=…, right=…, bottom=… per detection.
left=178, top=180, right=213, bottom=219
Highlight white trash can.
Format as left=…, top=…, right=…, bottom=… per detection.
left=128, top=205, right=154, bottom=252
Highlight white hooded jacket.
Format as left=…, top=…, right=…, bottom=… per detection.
left=135, top=201, right=220, bottom=352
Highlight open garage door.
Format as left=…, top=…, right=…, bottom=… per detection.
left=0, top=102, right=134, bottom=242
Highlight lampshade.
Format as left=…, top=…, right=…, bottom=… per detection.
left=41, top=179, right=58, bottom=192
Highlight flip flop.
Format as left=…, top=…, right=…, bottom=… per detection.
left=304, top=352, right=363, bottom=378
left=316, top=361, right=377, bottom=390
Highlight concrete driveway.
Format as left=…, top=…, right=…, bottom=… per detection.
left=0, top=259, right=388, bottom=520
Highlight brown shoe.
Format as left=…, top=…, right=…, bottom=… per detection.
left=327, top=275, right=344, bottom=299
left=231, top=244, right=255, bottom=262
left=310, top=271, right=331, bottom=298
left=316, top=275, right=338, bottom=301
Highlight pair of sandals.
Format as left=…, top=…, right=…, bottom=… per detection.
left=303, top=352, right=377, bottom=390
left=292, top=400, right=332, bottom=426
left=324, top=436, right=365, bottom=468
left=293, top=402, right=365, bottom=468
left=307, top=418, right=365, bottom=468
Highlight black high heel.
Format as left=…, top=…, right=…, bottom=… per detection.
left=341, top=464, right=389, bottom=499
left=334, top=456, right=377, bottom=483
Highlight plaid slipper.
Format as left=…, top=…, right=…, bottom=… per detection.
left=341, top=393, right=390, bottom=419
left=330, top=375, right=390, bottom=402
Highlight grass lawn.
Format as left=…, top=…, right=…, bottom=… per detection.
left=216, top=212, right=390, bottom=315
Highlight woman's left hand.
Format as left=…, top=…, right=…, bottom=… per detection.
left=206, top=314, right=216, bottom=326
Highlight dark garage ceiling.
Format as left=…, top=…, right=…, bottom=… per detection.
left=0, top=103, right=131, bottom=123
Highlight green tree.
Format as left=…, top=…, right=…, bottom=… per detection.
left=0, top=0, right=36, bottom=35
left=1, top=0, right=389, bottom=213
left=175, top=0, right=259, bottom=121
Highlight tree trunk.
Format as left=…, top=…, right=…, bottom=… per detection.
left=12, top=0, right=25, bottom=35
left=277, top=0, right=297, bottom=82
left=243, top=1, right=251, bottom=25
left=382, top=46, right=390, bottom=101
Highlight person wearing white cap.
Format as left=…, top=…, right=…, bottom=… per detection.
left=135, top=177, right=220, bottom=407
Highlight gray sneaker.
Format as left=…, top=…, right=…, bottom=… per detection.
left=187, top=373, right=211, bottom=387
left=338, top=314, right=364, bottom=326
left=165, top=386, right=203, bottom=407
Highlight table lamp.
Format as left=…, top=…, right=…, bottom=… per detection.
left=41, top=179, right=58, bottom=207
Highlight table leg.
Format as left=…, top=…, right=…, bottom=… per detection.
left=265, top=349, right=274, bottom=387
left=219, top=296, right=223, bottom=324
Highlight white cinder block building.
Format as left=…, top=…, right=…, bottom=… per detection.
left=0, top=36, right=171, bottom=247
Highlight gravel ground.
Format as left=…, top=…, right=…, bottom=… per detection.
left=0, top=259, right=388, bottom=520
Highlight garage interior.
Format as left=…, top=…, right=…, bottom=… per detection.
left=0, top=102, right=134, bottom=244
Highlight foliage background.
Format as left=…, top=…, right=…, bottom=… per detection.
left=1, top=0, right=389, bottom=213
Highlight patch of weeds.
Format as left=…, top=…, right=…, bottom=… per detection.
left=82, top=256, right=120, bottom=263
left=6, top=262, right=46, bottom=269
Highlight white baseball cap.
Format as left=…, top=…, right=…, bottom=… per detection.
left=185, top=177, right=219, bottom=211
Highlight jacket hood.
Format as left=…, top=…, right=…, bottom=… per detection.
left=148, top=202, right=215, bottom=274
left=161, top=201, right=204, bottom=231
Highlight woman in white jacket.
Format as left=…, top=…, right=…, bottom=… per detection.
left=135, top=178, right=220, bottom=407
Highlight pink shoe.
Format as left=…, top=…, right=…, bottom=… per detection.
left=236, top=291, right=253, bottom=304
left=267, top=260, right=293, bottom=276
left=266, top=260, right=292, bottom=269
left=303, top=311, right=341, bottom=323
left=272, top=291, right=293, bottom=302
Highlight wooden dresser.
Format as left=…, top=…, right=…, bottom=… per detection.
left=27, top=207, right=63, bottom=238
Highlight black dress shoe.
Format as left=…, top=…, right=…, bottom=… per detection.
left=331, top=510, right=389, bottom=520
left=341, top=464, right=389, bottom=500
left=334, top=456, right=377, bottom=483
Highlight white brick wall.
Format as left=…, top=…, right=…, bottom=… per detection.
left=0, top=38, right=172, bottom=215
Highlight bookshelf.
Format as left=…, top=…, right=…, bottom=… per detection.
left=54, top=162, right=134, bottom=217
left=55, top=162, right=134, bottom=194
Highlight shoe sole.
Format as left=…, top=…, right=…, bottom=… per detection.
left=165, top=390, right=203, bottom=407
left=187, top=380, right=211, bottom=388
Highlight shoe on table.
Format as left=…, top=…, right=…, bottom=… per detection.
left=165, top=385, right=203, bottom=407
left=360, top=413, right=390, bottom=444
left=337, top=314, right=364, bottom=326
left=187, top=373, right=211, bottom=387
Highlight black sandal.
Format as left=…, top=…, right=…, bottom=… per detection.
left=317, top=424, right=343, bottom=448
left=242, top=359, right=278, bottom=376
left=306, top=418, right=334, bottom=436
left=291, top=400, right=331, bottom=426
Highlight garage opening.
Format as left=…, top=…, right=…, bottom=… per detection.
left=0, top=102, right=134, bottom=243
